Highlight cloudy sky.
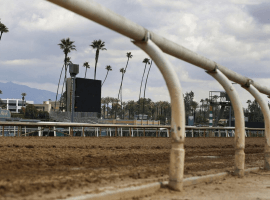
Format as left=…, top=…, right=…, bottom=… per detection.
left=0, top=0, right=270, bottom=107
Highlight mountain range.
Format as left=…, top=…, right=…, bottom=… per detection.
left=0, top=82, right=57, bottom=104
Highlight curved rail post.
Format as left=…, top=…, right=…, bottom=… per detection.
left=243, top=83, right=270, bottom=170
left=207, top=68, right=245, bottom=177
left=133, top=38, right=185, bottom=191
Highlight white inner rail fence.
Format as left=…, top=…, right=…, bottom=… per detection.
left=19, top=0, right=270, bottom=191
left=0, top=122, right=265, bottom=138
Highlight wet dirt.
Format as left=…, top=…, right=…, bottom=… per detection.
left=0, top=137, right=265, bottom=199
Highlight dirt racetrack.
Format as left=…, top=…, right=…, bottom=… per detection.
left=0, top=137, right=265, bottom=199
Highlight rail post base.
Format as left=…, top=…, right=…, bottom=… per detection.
left=234, top=149, right=245, bottom=177
left=168, top=143, right=185, bottom=191
left=264, top=149, right=270, bottom=170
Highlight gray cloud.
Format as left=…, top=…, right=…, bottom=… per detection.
left=0, top=0, right=269, bottom=107
left=246, top=2, right=270, bottom=24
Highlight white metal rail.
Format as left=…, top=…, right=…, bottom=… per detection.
left=46, top=0, right=270, bottom=96
left=0, top=122, right=266, bottom=137
left=37, top=0, right=270, bottom=191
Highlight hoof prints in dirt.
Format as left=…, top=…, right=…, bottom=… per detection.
left=0, top=137, right=265, bottom=199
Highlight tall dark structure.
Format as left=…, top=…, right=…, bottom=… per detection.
left=67, top=78, right=101, bottom=113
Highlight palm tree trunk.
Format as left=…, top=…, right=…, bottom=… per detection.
left=85, top=67, right=88, bottom=78
left=60, top=78, right=65, bottom=109
left=63, top=53, right=68, bottom=110
left=118, top=73, right=124, bottom=99
left=55, top=64, right=65, bottom=110
left=118, top=57, right=130, bottom=98
left=94, top=49, right=99, bottom=80
left=0, top=32, right=2, bottom=41
left=102, top=71, right=109, bottom=86
left=142, top=60, right=152, bottom=116
left=106, top=103, right=109, bottom=118
left=139, top=63, right=148, bottom=100
left=142, top=98, right=145, bottom=117
left=121, top=81, right=123, bottom=119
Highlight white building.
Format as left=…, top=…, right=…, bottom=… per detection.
left=0, top=99, right=34, bottom=113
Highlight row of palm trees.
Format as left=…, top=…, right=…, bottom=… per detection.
left=56, top=38, right=154, bottom=114
left=101, top=97, right=171, bottom=123
left=116, top=54, right=153, bottom=118
left=56, top=38, right=107, bottom=109
left=0, top=19, right=9, bottom=42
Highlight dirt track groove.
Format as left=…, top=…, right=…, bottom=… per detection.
left=0, top=137, right=265, bottom=199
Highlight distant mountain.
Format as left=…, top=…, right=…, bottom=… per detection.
left=0, top=82, right=57, bottom=104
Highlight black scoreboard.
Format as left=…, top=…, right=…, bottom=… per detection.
left=73, top=78, right=101, bottom=113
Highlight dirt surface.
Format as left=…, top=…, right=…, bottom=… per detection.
left=0, top=137, right=265, bottom=199
left=140, top=170, right=270, bottom=200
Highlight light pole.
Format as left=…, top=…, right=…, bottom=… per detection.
left=69, top=64, right=79, bottom=122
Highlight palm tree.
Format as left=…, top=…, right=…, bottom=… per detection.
left=55, top=57, right=72, bottom=110
left=139, top=58, right=150, bottom=101
left=58, top=38, right=76, bottom=110
left=21, top=93, right=27, bottom=108
left=58, top=38, right=76, bottom=79
left=119, top=68, right=125, bottom=118
left=0, top=20, right=9, bottom=41
left=102, top=65, right=112, bottom=86
left=200, top=99, right=204, bottom=115
left=142, top=60, right=153, bottom=115
left=83, top=62, right=90, bottom=78
left=118, top=52, right=133, bottom=99
left=90, top=39, right=107, bottom=80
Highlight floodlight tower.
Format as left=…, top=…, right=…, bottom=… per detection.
left=69, top=64, right=79, bottom=122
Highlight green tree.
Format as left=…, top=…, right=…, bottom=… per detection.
left=38, top=111, right=49, bottom=120
left=83, top=62, right=90, bottom=78
left=136, top=98, right=153, bottom=119
left=24, top=104, right=38, bottom=119
left=102, top=65, right=112, bottom=86
left=184, top=91, right=194, bottom=115
left=90, top=39, right=107, bottom=80
left=125, top=100, right=137, bottom=119
left=0, top=20, right=9, bottom=41
left=118, top=52, right=133, bottom=99
left=110, top=98, right=120, bottom=119
left=245, top=99, right=263, bottom=122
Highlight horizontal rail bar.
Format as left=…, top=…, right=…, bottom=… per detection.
left=0, top=121, right=169, bottom=128
left=0, top=122, right=265, bottom=131
left=21, top=130, right=39, bottom=136
left=46, top=0, right=270, bottom=95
